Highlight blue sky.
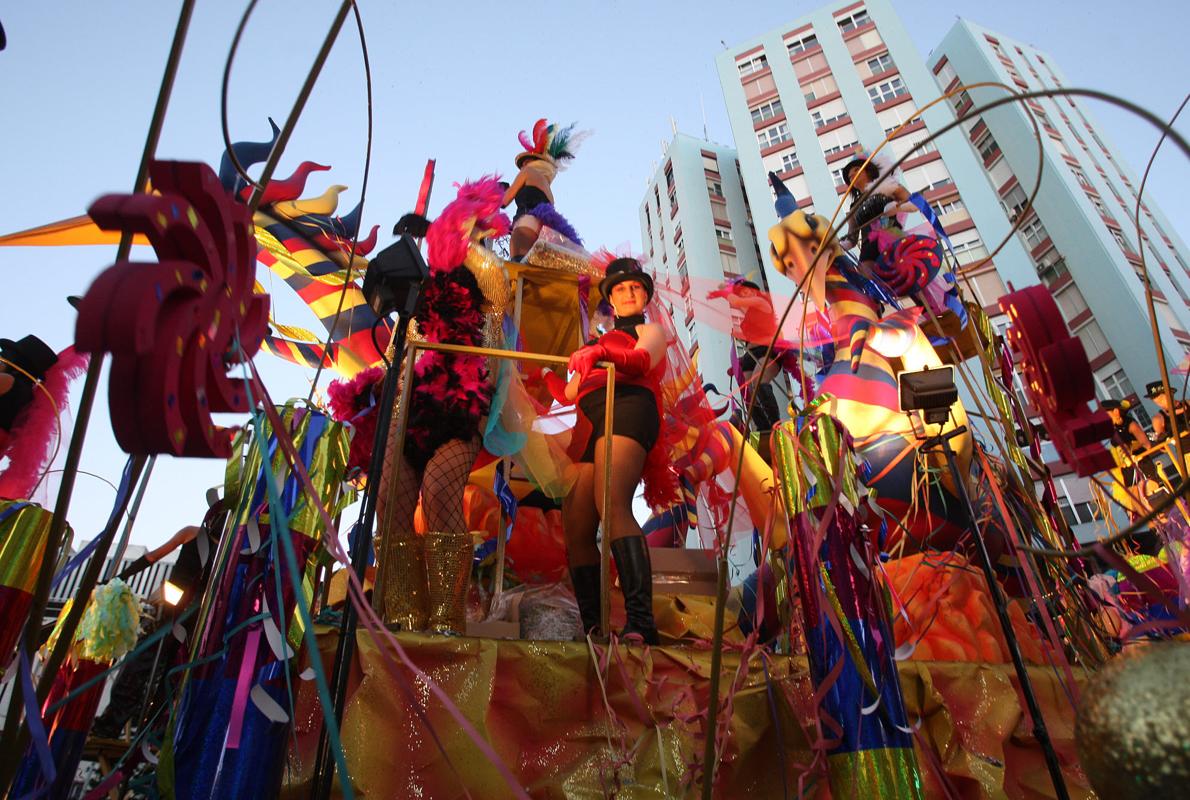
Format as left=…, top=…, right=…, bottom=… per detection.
left=1, top=1, right=1186, bottom=549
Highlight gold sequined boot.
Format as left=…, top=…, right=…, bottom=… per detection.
left=423, top=531, right=473, bottom=635
left=377, top=532, right=428, bottom=631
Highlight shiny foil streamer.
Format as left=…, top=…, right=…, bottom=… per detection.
left=379, top=534, right=428, bottom=630
left=773, top=416, right=923, bottom=799
left=12, top=657, right=107, bottom=799
left=0, top=500, right=54, bottom=661
left=167, top=406, right=349, bottom=800
left=1076, top=642, right=1190, bottom=800
left=423, top=531, right=472, bottom=634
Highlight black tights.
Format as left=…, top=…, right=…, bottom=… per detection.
left=562, top=434, right=648, bottom=567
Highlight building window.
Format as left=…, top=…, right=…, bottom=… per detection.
left=750, top=99, right=784, bottom=125
left=1035, top=248, right=1068, bottom=284
left=890, top=129, right=937, bottom=160
left=949, top=229, right=989, bottom=266
left=715, top=225, right=733, bottom=243
left=1110, top=228, right=1133, bottom=254
left=1090, top=195, right=1110, bottom=218
left=987, top=155, right=1015, bottom=188
left=707, top=179, right=724, bottom=198
left=802, top=74, right=839, bottom=103
left=720, top=250, right=740, bottom=274
left=934, top=60, right=957, bottom=89
left=743, top=73, right=778, bottom=100
left=1073, top=319, right=1110, bottom=361
left=866, top=53, right=894, bottom=76
left=811, top=98, right=848, bottom=129
left=831, top=166, right=848, bottom=188
left=702, top=154, right=720, bottom=172
left=786, top=33, right=818, bottom=55
left=904, top=159, right=954, bottom=193
left=737, top=54, right=769, bottom=77
left=973, top=128, right=1002, bottom=162
left=877, top=100, right=918, bottom=133
left=1096, top=364, right=1136, bottom=402
left=1069, top=164, right=1094, bottom=191
left=845, top=28, right=884, bottom=56
left=1000, top=185, right=1029, bottom=219
left=757, top=122, right=792, bottom=149
left=951, top=90, right=973, bottom=114
left=837, top=9, right=870, bottom=33
left=1019, top=216, right=1049, bottom=250
left=781, top=150, right=800, bottom=172
left=867, top=76, right=907, bottom=104
left=966, top=269, right=1008, bottom=307
left=818, top=124, right=858, bottom=157
left=936, top=197, right=966, bottom=222
left=793, top=52, right=829, bottom=78
left=1053, top=283, right=1089, bottom=322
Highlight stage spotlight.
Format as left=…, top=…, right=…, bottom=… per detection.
left=898, top=365, right=958, bottom=425
left=361, top=235, right=429, bottom=318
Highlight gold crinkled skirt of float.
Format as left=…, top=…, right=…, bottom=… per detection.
left=281, top=625, right=1092, bottom=799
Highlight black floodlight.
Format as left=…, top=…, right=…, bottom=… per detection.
left=362, top=235, right=428, bottom=318
left=898, top=365, right=958, bottom=425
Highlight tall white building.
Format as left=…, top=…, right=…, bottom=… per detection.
left=714, top=0, right=1037, bottom=324
left=930, top=19, right=1190, bottom=411
left=639, top=133, right=767, bottom=401
left=929, top=20, right=1190, bottom=533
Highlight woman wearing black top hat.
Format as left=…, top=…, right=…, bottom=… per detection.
left=543, top=257, right=666, bottom=644
left=0, top=335, right=58, bottom=452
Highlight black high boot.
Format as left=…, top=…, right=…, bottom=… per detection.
left=570, top=564, right=602, bottom=638
left=610, top=536, right=660, bottom=645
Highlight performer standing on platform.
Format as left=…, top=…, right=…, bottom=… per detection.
left=501, top=119, right=584, bottom=259
left=544, top=258, right=665, bottom=644
left=839, top=155, right=916, bottom=266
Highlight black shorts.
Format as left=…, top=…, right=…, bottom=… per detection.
left=513, top=186, right=550, bottom=218
left=577, top=385, right=660, bottom=463
left=738, top=344, right=770, bottom=373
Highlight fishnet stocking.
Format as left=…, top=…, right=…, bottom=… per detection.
left=421, top=437, right=482, bottom=532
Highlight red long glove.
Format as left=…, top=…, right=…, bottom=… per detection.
left=599, top=337, right=654, bottom=378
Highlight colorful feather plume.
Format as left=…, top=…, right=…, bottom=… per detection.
left=514, top=119, right=587, bottom=167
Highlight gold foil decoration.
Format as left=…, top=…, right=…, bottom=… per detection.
left=423, top=531, right=472, bottom=634
left=1076, top=642, right=1190, bottom=800
left=378, top=534, right=428, bottom=631
left=463, top=243, right=512, bottom=315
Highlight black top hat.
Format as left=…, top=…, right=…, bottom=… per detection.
left=1145, top=380, right=1173, bottom=400
left=0, top=335, right=58, bottom=381
left=599, top=257, right=654, bottom=303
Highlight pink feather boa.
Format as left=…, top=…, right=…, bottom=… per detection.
left=326, top=365, right=385, bottom=479
left=0, top=346, right=89, bottom=500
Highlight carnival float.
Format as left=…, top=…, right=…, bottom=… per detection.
left=0, top=5, right=1187, bottom=800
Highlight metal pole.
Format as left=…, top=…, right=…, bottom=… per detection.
left=932, top=426, right=1070, bottom=800
left=311, top=313, right=411, bottom=800
left=104, top=455, right=157, bottom=581
left=599, top=366, right=615, bottom=638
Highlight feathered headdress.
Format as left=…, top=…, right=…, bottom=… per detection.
left=514, top=119, right=586, bottom=168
